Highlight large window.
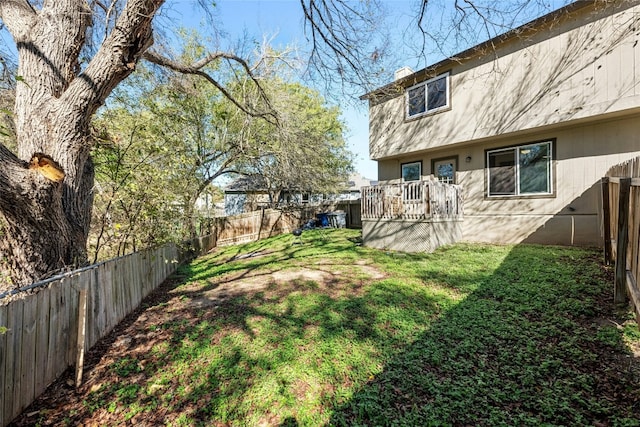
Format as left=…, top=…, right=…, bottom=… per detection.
left=486, top=140, right=553, bottom=197
left=407, top=73, right=450, bottom=118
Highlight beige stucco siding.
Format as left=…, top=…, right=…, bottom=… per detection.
left=376, top=116, right=640, bottom=245
left=369, top=2, right=640, bottom=160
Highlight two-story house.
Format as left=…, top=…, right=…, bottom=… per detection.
left=362, top=0, right=640, bottom=248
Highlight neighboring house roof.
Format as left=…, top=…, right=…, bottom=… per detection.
left=346, top=173, right=377, bottom=191
left=224, top=175, right=268, bottom=193
left=225, top=173, right=377, bottom=194
left=361, top=1, right=597, bottom=100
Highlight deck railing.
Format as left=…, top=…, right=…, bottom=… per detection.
left=361, top=180, right=463, bottom=220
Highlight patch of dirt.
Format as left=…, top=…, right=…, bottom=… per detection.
left=357, top=265, right=386, bottom=280
left=179, top=261, right=386, bottom=309
left=271, top=269, right=333, bottom=283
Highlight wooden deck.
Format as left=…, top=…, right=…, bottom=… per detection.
left=361, top=180, right=463, bottom=220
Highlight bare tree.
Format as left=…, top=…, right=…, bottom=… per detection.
left=412, top=0, right=573, bottom=62
left=299, top=0, right=572, bottom=94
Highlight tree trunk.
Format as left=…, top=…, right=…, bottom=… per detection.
left=0, top=0, right=163, bottom=291
left=0, top=145, right=92, bottom=288
left=184, top=198, right=199, bottom=241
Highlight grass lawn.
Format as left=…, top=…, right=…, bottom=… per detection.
left=15, top=229, right=640, bottom=426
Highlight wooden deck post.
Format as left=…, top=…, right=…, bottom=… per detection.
left=615, top=178, right=631, bottom=304
left=601, top=177, right=612, bottom=264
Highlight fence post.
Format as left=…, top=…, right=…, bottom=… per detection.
left=601, top=177, right=612, bottom=264
left=75, top=285, right=88, bottom=388
left=615, top=177, right=631, bottom=304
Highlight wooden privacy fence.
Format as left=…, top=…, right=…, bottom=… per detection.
left=0, top=234, right=216, bottom=427
left=335, top=200, right=362, bottom=228
left=361, top=179, right=463, bottom=220
left=214, top=207, right=316, bottom=246
left=602, top=157, right=640, bottom=326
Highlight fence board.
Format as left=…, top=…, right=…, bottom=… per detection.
left=155, top=248, right=162, bottom=284
left=4, top=297, right=23, bottom=423
left=134, top=252, right=143, bottom=297
left=34, top=288, right=50, bottom=400
left=141, top=251, right=151, bottom=296
left=0, top=304, right=7, bottom=426
left=123, top=256, right=133, bottom=316
left=44, top=283, right=59, bottom=389
left=66, top=275, right=79, bottom=372
left=602, top=177, right=612, bottom=263
left=87, top=268, right=98, bottom=348
left=20, top=294, right=37, bottom=412
left=615, top=178, right=631, bottom=303
left=75, top=286, right=88, bottom=388
left=630, top=188, right=640, bottom=282
left=102, top=263, right=114, bottom=337
left=115, top=261, right=124, bottom=324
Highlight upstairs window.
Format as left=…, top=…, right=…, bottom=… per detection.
left=486, top=140, right=553, bottom=197
left=406, top=73, right=450, bottom=118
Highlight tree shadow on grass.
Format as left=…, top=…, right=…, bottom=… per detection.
left=176, top=229, right=354, bottom=285
left=328, top=245, right=640, bottom=426
left=62, top=269, right=448, bottom=426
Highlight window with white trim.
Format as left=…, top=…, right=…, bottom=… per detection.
left=406, top=73, right=450, bottom=118
left=486, top=140, right=553, bottom=197
left=401, top=161, right=422, bottom=201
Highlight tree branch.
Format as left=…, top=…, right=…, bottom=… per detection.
left=196, top=157, right=236, bottom=196
left=300, top=0, right=390, bottom=97
left=142, top=50, right=278, bottom=124
left=0, top=0, right=37, bottom=42
left=62, top=0, right=163, bottom=122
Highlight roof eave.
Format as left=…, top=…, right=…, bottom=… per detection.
left=360, top=1, right=594, bottom=101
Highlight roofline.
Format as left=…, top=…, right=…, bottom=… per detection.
left=360, top=1, right=596, bottom=100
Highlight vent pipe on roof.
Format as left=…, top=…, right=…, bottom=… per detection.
left=394, top=66, right=414, bottom=81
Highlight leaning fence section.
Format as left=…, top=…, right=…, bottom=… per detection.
left=602, top=157, right=640, bottom=327
left=0, top=237, right=213, bottom=427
